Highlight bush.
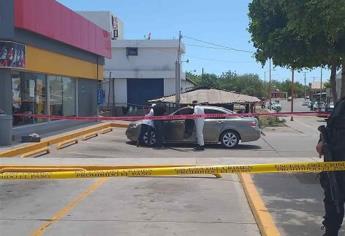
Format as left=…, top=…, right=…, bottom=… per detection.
left=258, top=116, right=286, bottom=128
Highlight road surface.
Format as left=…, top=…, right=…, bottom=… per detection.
left=1, top=99, right=343, bottom=235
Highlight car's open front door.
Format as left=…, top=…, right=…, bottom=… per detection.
left=164, top=120, right=185, bottom=142
left=164, top=107, right=194, bottom=142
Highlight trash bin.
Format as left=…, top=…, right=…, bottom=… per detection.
left=0, top=113, right=13, bottom=146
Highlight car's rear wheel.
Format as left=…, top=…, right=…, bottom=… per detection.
left=143, top=130, right=157, bottom=146
left=220, top=130, right=240, bottom=148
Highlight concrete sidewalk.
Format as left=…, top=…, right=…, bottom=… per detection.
left=0, top=121, right=99, bottom=152
left=0, top=121, right=130, bottom=157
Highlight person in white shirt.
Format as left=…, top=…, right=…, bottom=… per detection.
left=137, top=104, right=155, bottom=147
left=192, top=100, right=205, bottom=151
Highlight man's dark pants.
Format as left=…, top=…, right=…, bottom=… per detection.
left=320, top=172, right=345, bottom=234
left=138, top=124, right=153, bottom=145
left=153, top=120, right=164, bottom=147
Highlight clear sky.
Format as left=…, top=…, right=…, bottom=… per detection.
left=58, top=0, right=330, bottom=85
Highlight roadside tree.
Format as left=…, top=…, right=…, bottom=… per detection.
left=248, top=0, right=345, bottom=101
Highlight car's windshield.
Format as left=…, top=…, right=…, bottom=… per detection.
left=218, top=108, right=236, bottom=114
left=206, top=106, right=236, bottom=114
left=173, top=106, right=235, bottom=116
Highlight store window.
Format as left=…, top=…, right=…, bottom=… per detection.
left=49, top=75, right=63, bottom=115
left=62, top=77, right=76, bottom=116
left=12, top=72, right=76, bottom=126
left=12, top=72, right=47, bottom=126
left=49, top=76, right=76, bottom=116
left=34, top=74, right=47, bottom=122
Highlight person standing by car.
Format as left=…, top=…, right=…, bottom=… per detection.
left=152, top=102, right=166, bottom=148
left=316, top=97, right=345, bottom=236
left=137, top=104, right=155, bottom=147
left=192, top=101, right=205, bottom=151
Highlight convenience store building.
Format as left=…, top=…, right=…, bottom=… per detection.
left=0, top=0, right=111, bottom=129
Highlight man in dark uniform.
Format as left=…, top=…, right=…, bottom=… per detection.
left=316, top=97, right=345, bottom=236
left=152, top=102, right=166, bottom=148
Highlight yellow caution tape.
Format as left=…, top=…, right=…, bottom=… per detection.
left=0, top=162, right=344, bottom=180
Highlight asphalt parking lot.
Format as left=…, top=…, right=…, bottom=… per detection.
left=1, top=115, right=335, bottom=236
left=1, top=127, right=266, bottom=236
left=44, top=120, right=319, bottom=159
left=46, top=128, right=268, bottom=158
left=0, top=174, right=261, bottom=236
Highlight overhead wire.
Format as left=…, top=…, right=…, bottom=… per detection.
left=185, top=43, right=232, bottom=51
left=183, top=35, right=254, bottom=54
left=187, top=56, right=254, bottom=64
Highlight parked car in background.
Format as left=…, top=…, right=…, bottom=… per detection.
left=320, top=102, right=326, bottom=112
left=325, top=102, right=334, bottom=113
left=126, top=106, right=261, bottom=149
left=311, top=101, right=318, bottom=111
left=271, top=102, right=282, bottom=112
left=311, top=101, right=327, bottom=111
left=307, top=101, right=312, bottom=108
left=302, top=100, right=311, bottom=107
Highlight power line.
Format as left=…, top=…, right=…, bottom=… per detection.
left=184, top=35, right=254, bottom=54
left=188, top=56, right=254, bottom=64
left=185, top=43, right=230, bottom=50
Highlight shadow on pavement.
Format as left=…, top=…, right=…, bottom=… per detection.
left=253, top=173, right=344, bottom=236
left=126, top=141, right=262, bottom=151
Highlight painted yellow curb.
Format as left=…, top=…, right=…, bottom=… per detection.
left=20, top=147, right=50, bottom=158
left=81, top=132, right=98, bottom=141
left=100, top=127, right=113, bottom=134
left=0, top=122, right=129, bottom=158
left=56, top=139, right=78, bottom=150
left=239, top=173, right=281, bottom=236
left=110, top=122, right=129, bottom=128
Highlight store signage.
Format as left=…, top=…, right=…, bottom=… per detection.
left=112, top=16, right=118, bottom=30
left=111, top=15, right=119, bottom=40
left=0, top=41, right=25, bottom=68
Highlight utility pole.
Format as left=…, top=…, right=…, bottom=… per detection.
left=112, top=78, right=116, bottom=116
left=264, top=71, right=267, bottom=100
left=291, top=68, right=295, bottom=121
left=320, top=68, right=323, bottom=103
left=201, top=67, right=204, bottom=80
left=175, top=31, right=182, bottom=105
left=269, top=58, right=272, bottom=109
left=304, top=72, right=307, bottom=100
